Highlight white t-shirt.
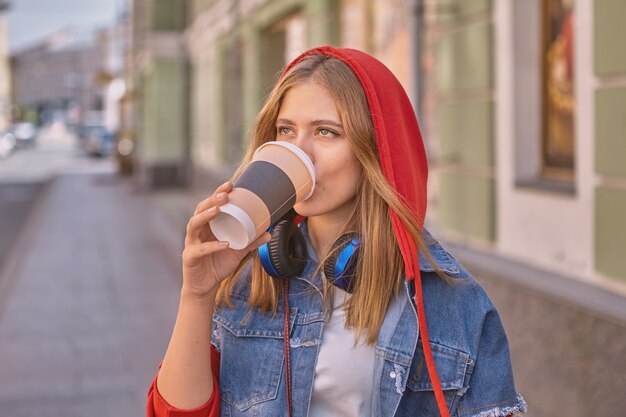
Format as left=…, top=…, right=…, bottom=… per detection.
left=309, top=284, right=375, bottom=417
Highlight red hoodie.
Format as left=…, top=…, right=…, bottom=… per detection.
left=147, top=46, right=506, bottom=417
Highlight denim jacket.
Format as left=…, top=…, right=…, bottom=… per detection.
left=211, top=221, right=527, bottom=417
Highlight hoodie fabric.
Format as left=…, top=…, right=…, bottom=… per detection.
left=147, top=46, right=527, bottom=417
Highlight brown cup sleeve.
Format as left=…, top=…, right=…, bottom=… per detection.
left=254, top=144, right=314, bottom=203
left=234, top=160, right=297, bottom=225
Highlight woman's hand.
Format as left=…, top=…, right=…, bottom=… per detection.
left=181, top=181, right=270, bottom=298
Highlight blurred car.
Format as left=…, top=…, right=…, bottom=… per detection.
left=82, top=124, right=116, bottom=157
left=11, top=122, right=37, bottom=149
left=0, top=131, right=17, bottom=159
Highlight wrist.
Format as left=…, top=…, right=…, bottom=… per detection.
left=180, top=286, right=218, bottom=309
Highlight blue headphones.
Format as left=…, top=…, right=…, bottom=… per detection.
left=258, top=210, right=361, bottom=293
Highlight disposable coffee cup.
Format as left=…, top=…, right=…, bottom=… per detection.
left=209, top=141, right=315, bottom=250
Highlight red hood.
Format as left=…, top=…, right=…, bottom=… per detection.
left=283, top=46, right=450, bottom=417
left=283, top=46, right=427, bottom=280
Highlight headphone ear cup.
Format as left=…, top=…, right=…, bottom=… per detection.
left=324, top=233, right=360, bottom=293
left=267, top=220, right=308, bottom=278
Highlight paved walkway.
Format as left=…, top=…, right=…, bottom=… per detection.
left=0, top=164, right=198, bottom=416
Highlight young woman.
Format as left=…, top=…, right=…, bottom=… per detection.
left=147, top=46, right=528, bottom=417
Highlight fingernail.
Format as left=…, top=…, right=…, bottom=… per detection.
left=220, top=181, right=230, bottom=188
left=218, top=241, right=229, bottom=246
left=216, top=192, right=227, bottom=199
left=207, top=207, right=217, bottom=214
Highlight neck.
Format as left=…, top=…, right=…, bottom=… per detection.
left=307, top=208, right=355, bottom=260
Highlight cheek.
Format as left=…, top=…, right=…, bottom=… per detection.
left=328, top=158, right=362, bottom=196
left=310, top=147, right=361, bottom=196
left=345, top=165, right=362, bottom=195
left=320, top=152, right=359, bottom=178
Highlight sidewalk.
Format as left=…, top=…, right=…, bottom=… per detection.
left=0, top=166, right=205, bottom=416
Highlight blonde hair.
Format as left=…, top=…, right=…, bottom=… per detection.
left=216, top=54, right=449, bottom=345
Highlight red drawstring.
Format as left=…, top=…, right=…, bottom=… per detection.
left=392, top=216, right=451, bottom=417
left=413, top=269, right=451, bottom=417
left=283, top=281, right=293, bottom=417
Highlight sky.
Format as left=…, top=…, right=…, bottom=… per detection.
left=6, top=0, right=125, bottom=52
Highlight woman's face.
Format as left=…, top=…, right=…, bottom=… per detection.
left=275, top=81, right=362, bottom=222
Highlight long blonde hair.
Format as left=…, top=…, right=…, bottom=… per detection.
left=217, top=54, right=448, bottom=345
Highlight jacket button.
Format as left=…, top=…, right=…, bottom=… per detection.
left=389, top=371, right=397, bottom=379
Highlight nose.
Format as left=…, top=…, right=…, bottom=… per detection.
left=293, top=132, right=314, bottom=162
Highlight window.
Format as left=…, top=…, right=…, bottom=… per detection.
left=260, top=12, right=307, bottom=96
left=541, top=0, right=575, bottom=180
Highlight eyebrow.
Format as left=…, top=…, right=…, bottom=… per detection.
left=276, top=118, right=343, bottom=129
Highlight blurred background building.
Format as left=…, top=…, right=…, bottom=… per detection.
left=10, top=28, right=102, bottom=126
left=0, top=1, right=10, bottom=132
left=417, top=2, right=625, bottom=415
left=1, top=1, right=624, bottom=416
left=126, top=0, right=189, bottom=188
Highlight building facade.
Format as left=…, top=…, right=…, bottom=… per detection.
left=10, top=28, right=103, bottom=126
left=417, top=1, right=626, bottom=415
left=421, top=0, right=626, bottom=295
left=95, top=19, right=128, bottom=137
left=127, top=0, right=190, bottom=189
left=0, top=1, right=10, bottom=131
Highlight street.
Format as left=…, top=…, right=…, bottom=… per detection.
left=0, top=127, right=189, bottom=416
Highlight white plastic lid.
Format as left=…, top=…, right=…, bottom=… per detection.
left=209, top=203, right=256, bottom=250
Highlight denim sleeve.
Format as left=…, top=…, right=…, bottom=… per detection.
left=455, top=308, right=528, bottom=417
